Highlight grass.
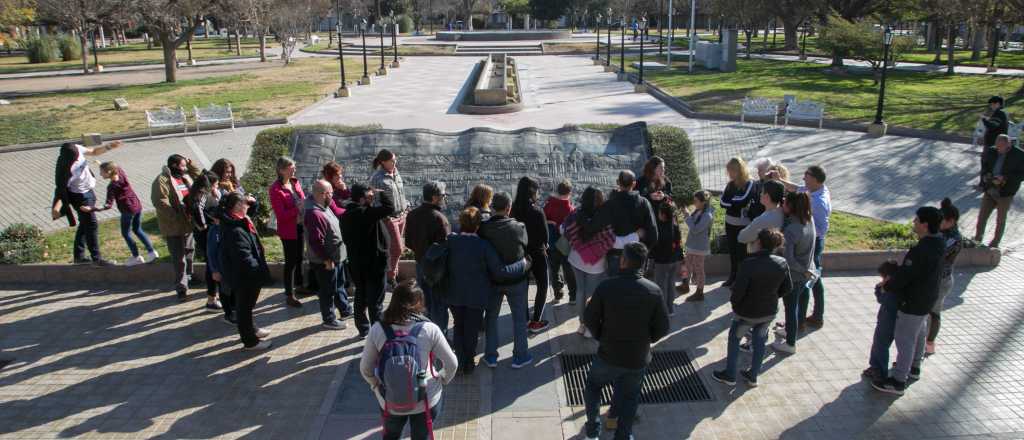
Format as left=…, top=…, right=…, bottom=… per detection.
left=753, top=35, right=1024, bottom=70
left=0, top=56, right=367, bottom=146
left=0, top=37, right=268, bottom=75
left=633, top=57, right=1024, bottom=134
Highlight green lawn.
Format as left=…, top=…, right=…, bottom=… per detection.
left=0, top=37, right=267, bottom=75
left=757, top=35, right=1024, bottom=70
left=634, top=57, right=1024, bottom=135
left=0, top=56, right=366, bottom=146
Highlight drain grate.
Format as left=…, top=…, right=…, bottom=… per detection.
left=560, top=351, right=712, bottom=406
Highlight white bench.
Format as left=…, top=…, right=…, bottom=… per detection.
left=785, top=101, right=825, bottom=129
left=740, top=97, right=778, bottom=125
left=309, top=35, right=321, bottom=45
left=193, top=103, right=235, bottom=133
left=145, top=107, right=187, bottom=137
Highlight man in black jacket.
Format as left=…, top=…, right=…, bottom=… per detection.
left=873, top=207, right=945, bottom=395
left=220, top=192, right=273, bottom=351
left=982, top=95, right=1009, bottom=148
left=405, top=181, right=451, bottom=331
left=582, top=243, right=669, bottom=440
left=479, top=192, right=533, bottom=369
left=586, top=170, right=658, bottom=277
left=974, top=134, right=1024, bottom=248
left=341, top=183, right=395, bottom=338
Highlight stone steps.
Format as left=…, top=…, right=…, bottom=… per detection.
left=454, top=44, right=544, bottom=56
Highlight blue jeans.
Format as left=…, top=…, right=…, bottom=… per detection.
left=809, top=237, right=826, bottom=320
left=336, top=261, right=352, bottom=315
left=724, top=317, right=770, bottom=381
left=119, top=212, right=154, bottom=257
left=486, top=280, right=530, bottom=362
left=417, top=263, right=448, bottom=332
left=381, top=399, right=442, bottom=440
left=869, top=304, right=898, bottom=377
left=313, top=264, right=350, bottom=323
left=584, top=357, right=646, bottom=440
left=783, top=281, right=806, bottom=346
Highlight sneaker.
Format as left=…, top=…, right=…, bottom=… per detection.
left=584, top=420, right=601, bottom=439
left=285, top=296, right=302, bottom=308
left=528, top=320, right=549, bottom=334
left=739, top=341, right=751, bottom=353
left=685, top=292, right=704, bottom=302
left=925, top=341, right=936, bottom=355
left=483, top=355, right=498, bottom=368
left=771, top=341, right=796, bottom=354
left=677, top=282, right=691, bottom=295
left=741, top=369, right=758, bottom=387
left=577, top=325, right=586, bottom=335
left=242, top=340, right=273, bottom=351
left=322, top=320, right=347, bottom=330
left=124, top=256, right=145, bottom=267
left=255, top=328, right=271, bottom=339
left=510, top=355, right=533, bottom=369
left=909, top=367, right=921, bottom=381
left=712, top=370, right=736, bottom=386
left=221, top=315, right=237, bottom=326
left=774, top=326, right=787, bottom=338
left=145, top=250, right=159, bottom=263
left=862, top=367, right=882, bottom=382
left=93, top=258, right=115, bottom=267
left=871, top=377, right=906, bottom=395
left=583, top=329, right=593, bottom=339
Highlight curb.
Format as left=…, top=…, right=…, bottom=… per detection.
left=0, top=117, right=288, bottom=153
left=1, top=248, right=1000, bottom=287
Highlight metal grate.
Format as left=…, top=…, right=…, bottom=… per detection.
left=560, top=351, right=712, bottom=406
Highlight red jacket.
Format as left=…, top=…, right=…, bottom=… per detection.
left=269, top=178, right=306, bottom=240
left=543, top=196, right=574, bottom=226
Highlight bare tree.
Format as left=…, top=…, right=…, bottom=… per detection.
left=271, top=0, right=311, bottom=64
left=133, top=0, right=214, bottom=82
left=37, top=0, right=119, bottom=74
left=714, top=0, right=771, bottom=58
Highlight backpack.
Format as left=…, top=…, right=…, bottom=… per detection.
left=376, top=322, right=431, bottom=414
left=421, top=241, right=450, bottom=289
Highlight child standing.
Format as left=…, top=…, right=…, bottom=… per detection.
left=863, top=260, right=901, bottom=382
left=684, top=191, right=713, bottom=302
left=651, top=202, right=684, bottom=316
left=99, top=162, right=157, bottom=266
left=544, top=179, right=576, bottom=304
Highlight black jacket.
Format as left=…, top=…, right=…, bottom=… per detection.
left=219, top=215, right=272, bottom=291
left=341, top=191, right=395, bottom=273
left=983, top=108, right=1009, bottom=147
left=584, top=272, right=670, bottom=369
left=637, top=175, right=673, bottom=211
left=981, top=146, right=1024, bottom=197
left=405, top=202, right=450, bottom=262
left=511, top=202, right=549, bottom=253
left=720, top=180, right=755, bottom=220
left=886, top=234, right=944, bottom=315
left=730, top=250, right=792, bottom=321
left=586, top=190, right=658, bottom=247
left=478, top=215, right=528, bottom=265
left=651, top=220, right=683, bottom=264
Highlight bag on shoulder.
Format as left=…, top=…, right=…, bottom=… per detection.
left=421, top=241, right=449, bottom=288
left=376, top=322, right=430, bottom=415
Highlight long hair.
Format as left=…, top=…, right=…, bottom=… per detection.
left=55, top=143, right=79, bottom=189
left=726, top=157, right=750, bottom=188
left=211, top=158, right=239, bottom=187
left=186, top=171, right=218, bottom=212
left=511, top=176, right=540, bottom=219
left=578, top=186, right=605, bottom=242
left=322, top=161, right=343, bottom=181
left=372, top=149, right=395, bottom=170
left=466, top=184, right=494, bottom=211
left=940, top=198, right=960, bottom=225
left=784, top=192, right=812, bottom=225
left=382, top=280, right=426, bottom=325
left=275, top=157, right=295, bottom=183
left=642, top=156, right=665, bottom=181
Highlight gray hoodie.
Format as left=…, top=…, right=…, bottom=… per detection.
left=782, top=216, right=816, bottom=282
left=684, top=205, right=714, bottom=255
left=738, top=207, right=784, bottom=252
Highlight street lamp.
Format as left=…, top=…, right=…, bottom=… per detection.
left=360, top=18, right=371, bottom=85
left=377, top=15, right=387, bottom=75
left=637, top=15, right=647, bottom=92
left=390, top=10, right=400, bottom=68
left=870, top=26, right=894, bottom=136
left=594, top=12, right=602, bottom=65
left=989, top=21, right=1002, bottom=72
left=335, top=0, right=350, bottom=97
left=619, top=15, right=626, bottom=79
left=799, top=19, right=808, bottom=60
left=606, top=9, right=612, bottom=69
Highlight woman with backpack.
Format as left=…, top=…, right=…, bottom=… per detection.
left=359, top=280, right=458, bottom=440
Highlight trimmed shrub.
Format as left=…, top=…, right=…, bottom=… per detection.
left=21, top=35, right=59, bottom=63
left=57, top=34, right=82, bottom=61
left=0, top=223, right=45, bottom=264
left=867, top=222, right=917, bottom=250
left=397, top=15, right=415, bottom=34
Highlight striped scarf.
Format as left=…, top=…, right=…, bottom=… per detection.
left=563, top=214, right=614, bottom=265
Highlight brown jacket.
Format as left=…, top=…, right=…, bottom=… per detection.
left=151, top=161, right=201, bottom=237
left=404, top=202, right=450, bottom=262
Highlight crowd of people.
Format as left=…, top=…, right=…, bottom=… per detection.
left=49, top=135, right=1003, bottom=439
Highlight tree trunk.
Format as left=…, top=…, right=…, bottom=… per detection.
left=235, top=31, right=241, bottom=56
left=79, top=30, right=89, bottom=74
left=259, top=33, right=267, bottom=62
left=160, top=34, right=178, bottom=82
left=972, top=24, right=985, bottom=60
left=745, top=30, right=752, bottom=59
left=947, top=24, right=955, bottom=74
left=926, top=21, right=936, bottom=51
left=932, top=23, right=942, bottom=64
left=781, top=17, right=799, bottom=50
left=329, top=26, right=334, bottom=47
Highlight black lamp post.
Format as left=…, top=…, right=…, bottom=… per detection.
left=606, top=9, right=612, bottom=67
left=390, top=10, right=399, bottom=67
left=637, top=15, right=647, bottom=91
left=620, top=15, right=625, bottom=76
left=335, top=0, right=349, bottom=96
left=659, top=3, right=664, bottom=56
left=90, top=29, right=100, bottom=72
left=990, top=21, right=1002, bottom=72
left=799, top=19, right=808, bottom=60
left=360, top=18, right=371, bottom=84
left=595, top=12, right=601, bottom=63
left=378, top=16, right=387, bottom=74
left=872, top=26, right=893, bottom=132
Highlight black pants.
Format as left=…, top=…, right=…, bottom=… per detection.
left=280, top=228, right=305, bottom=295
left=529, top=248, right=550, bottom=322
left=549, top=248, right=577, bottom=301
left=194, top=229, right=217, bottom=296
left=725, top=223, right=747, bottom=283
left=234, top=285, right=261, bottom=347
left=68, top=190, right=101, bottom=261
left=220, top=283, right=235, bottom=320
left=352, top=260, right=387, bottom=335
left=451, top=305, right=484, bottom=367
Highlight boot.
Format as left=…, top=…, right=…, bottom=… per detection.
left=685, top=287, right=704, bottom=302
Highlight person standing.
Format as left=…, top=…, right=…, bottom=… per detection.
left=562, top=187, right=613, bottom=337
left=721, top=158, right=755, bottom=286
left=305, top=180, right=351, bottom=330
left=479, top=192, right=533, bottom=369
left=772, top=192, right=816, bottom=354
left=926, top=198, right=962, bottom=354
left=186, top=171, right=224, bottom=312
left=585, top=170, right=658, bottom=277
left=683, top=191, right=714, bottom=302
left=650, top=202, right=684, bottom=316
left=465, top=184, right=494, bottom=222
left=737, top=180, right=785, bottom=252
left=872, top=207, right=945, bottom=395
left=774, top=165, right=832, bottom=328
left=712, top=229, right=792, bottom=388
left=52, top=140, right=124, bottom=266
left=205, top=205, right=235, bottom=325
left=341, top=184, right=396, bottom=338
left=582, top=242, right=670, bottom=440
left=220, top=192, right=273, bottom=351
left=369, top=149, right=410, bottom=288
left=405, top=181, right=452, bottom=331
left=269, top=157, right=308, bottom=308
left=152, top=154, right=202, bottom=301
left=322, top=161, right=353, bottom=307
left=636, top=156, right=674, bottom=214
left=981, top=95, right=1009, bottom=148
left=974, top=134, right=1024, bottom=248
left=544, top=179, right=576, bottom=304
left=511, top=177, right=551, bottom=333
left=98, top=161, right=157, bottom=266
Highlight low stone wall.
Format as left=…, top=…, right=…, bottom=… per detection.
left=1, top=248, right=1000, bottom=287
left=436, top=30, right=571, bottom=41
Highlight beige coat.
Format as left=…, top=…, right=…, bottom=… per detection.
left=151, top=161, right=201, bottom=237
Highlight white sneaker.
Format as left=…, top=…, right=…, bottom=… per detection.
left=124, top=256, right=144, bottom=267
left=771, top=341, right=796, bottom=354
left=255, top=328, right=271, bottom=339
left=583, top=329, right=593, bottom=339
left=774, top=327, right=787, bottom=338
left=145, top=250, right=159, bottom=263
left=242, top=340, right=273, bottom=351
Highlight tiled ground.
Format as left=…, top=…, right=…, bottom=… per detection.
left=3, top=256, right=1024, bottom=439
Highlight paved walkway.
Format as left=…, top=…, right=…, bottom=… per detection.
left=3, top=257, right=1024, bottom=439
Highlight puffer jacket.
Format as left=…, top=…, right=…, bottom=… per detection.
left=730, top=250, right=793, bottom=321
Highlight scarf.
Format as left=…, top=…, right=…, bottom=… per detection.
left=231, top=211, right=257, bottom=234
left=563, top=214, right=615, bottom=265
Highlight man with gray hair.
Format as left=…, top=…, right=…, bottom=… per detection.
left=305, top=179, right=349, bottom=330
left=405, top=180, right=452, bottom=330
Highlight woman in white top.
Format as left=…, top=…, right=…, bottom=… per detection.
left=360, top=280, right=457, bottom=440
left=52, top=140, right=124, bottom=265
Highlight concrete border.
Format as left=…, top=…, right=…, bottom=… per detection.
left=1, top=248, right=1000, bottom=286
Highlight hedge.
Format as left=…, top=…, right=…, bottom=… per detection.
left=57, top=34, right=82, bottom=61
left=0, top=223, right=45, bottom=264
left=21, top=35, right=59, bottom=64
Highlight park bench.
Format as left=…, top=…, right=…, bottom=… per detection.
left=784, top=100, right=825, bottom=129
left=145, top=107, right=188, bottom=137
left=193, top=103, right=235, bottom=133
left=740, top=97, right=778, bottom=125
